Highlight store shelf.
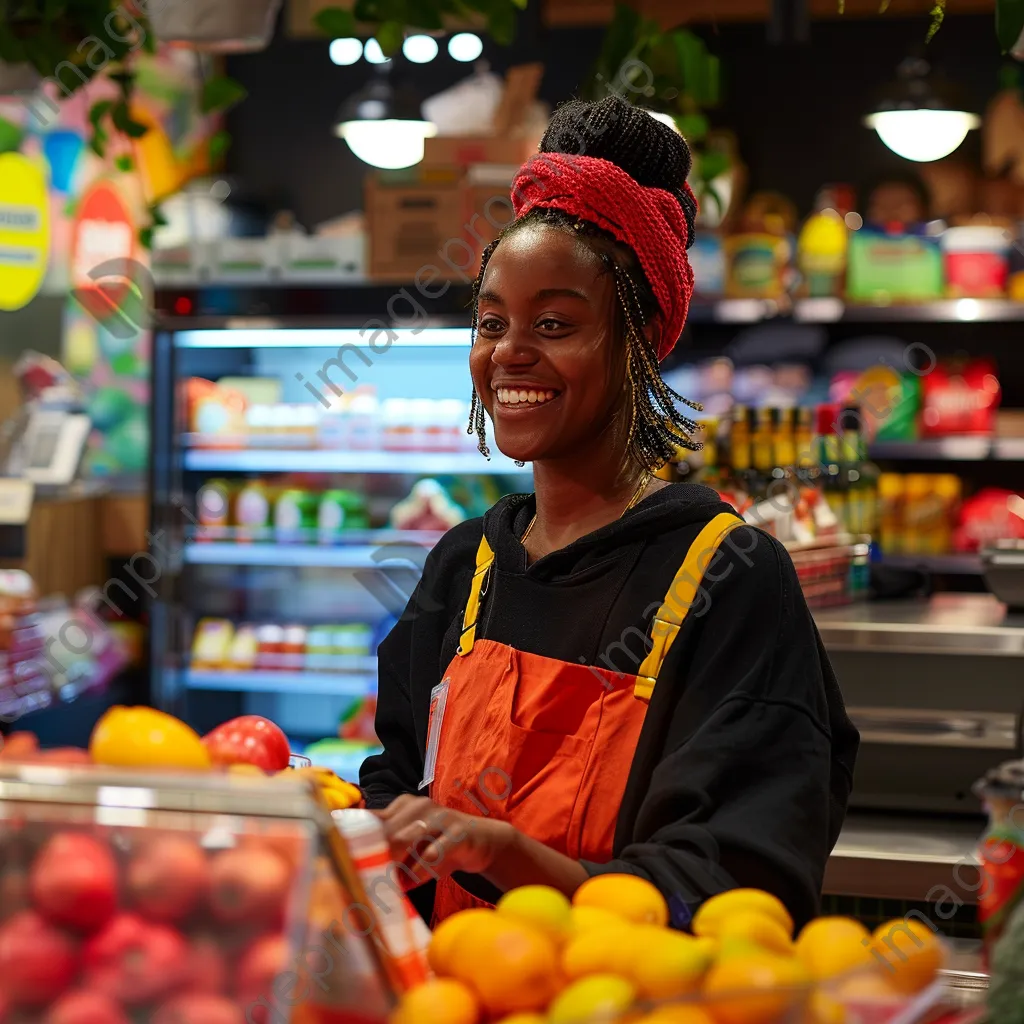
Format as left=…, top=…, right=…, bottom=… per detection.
left=869, top=437, right=1024, bottom=461
left=175, top=327, right=470, bottom=349
left=183, top=447, right=529, bottom=474
left=184, top=668, right=377, bottom=695
left=688, top=297, right=1024, bottom=324
left=184, top=540, right=439, bottom=567
left=877, top=554, right=984, bottom=575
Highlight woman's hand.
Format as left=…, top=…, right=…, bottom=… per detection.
left=375, top=795, right=514, bottom=887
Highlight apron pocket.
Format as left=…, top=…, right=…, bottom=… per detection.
left=503, top=721, right=590, bottom=826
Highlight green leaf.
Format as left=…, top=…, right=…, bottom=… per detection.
left=353, top=0, right=382, bottom=21
left=201, top=75, right=248, bottom=115
left=208, top=129, right=232, bottom=164
left=376, top=19, right=404, bottom=55
left=312, top=6, right=357, bottom=37
left=111, top=102, right=149, bottom=139
left=0, top=116, right=23, bottom=154
left=150, top=204, right=169, bottom=228
left=89, top=129, right=107, bottom=158
left=405, top=0, right=446, bottom=28
left=996, top=0, right=1024, bottom=53
left=88, top=98, right=113, bottom=128
left=486, top=2, right=516, bottom=45
left=511, top=0, right=528, bottom=10
left=678, top=111, right=709, bottom=140
left=139, top=226, right=154, bottom=250
left=925, top=0, right=946, bottom=41
left=115, top=154, right=133, bottom=172
left=699, top=149, right=730, bottom=182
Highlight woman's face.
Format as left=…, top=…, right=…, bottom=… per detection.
left=471, top=222, right=628, bottom=466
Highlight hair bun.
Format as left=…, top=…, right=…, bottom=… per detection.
left=539, top=95, right=697, bottom=247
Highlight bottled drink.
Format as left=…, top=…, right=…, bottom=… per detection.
left=794, top=407, right=818, bottom=485
left=839, top=406, right=878, bottom=537
left=697, top=418, right=721, bottom=489
left=750, top=407, right=776, bottom=500
left=730, top=406, right=752, bottom=499
left=815, top=404, right=846, bottom=528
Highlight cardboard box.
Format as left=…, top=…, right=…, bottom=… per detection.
left=422, top=135, right=538, bottom=171
left=460, top=167, right=517, bottom=266
left=365, top=174, right=465, bottom=282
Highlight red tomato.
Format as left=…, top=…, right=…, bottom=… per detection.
left=44, top=990, right=131, bottom=1024
left=126, top=836, right=210, bottom=924
left=0, top=910, right=78, bottom=1006
left=183, top=934, right=228, bottom=995
left=83, top=913, right=189, bottom=1006
left=237, top=935, right=289, bottom=1024
left=30, top=832, right=118, bottom=933
left=208, top=847, right=291, bottom=927
left=202, top=716, right=291, bottom=771
left=153, top=994, right=245, bottom=1024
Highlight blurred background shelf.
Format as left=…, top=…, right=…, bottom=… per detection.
left=184, top=537, right=439, bottom=567
left=183, top=668, right=378, bottom=696
left=688, top=298, right=1024, bottom=325
left=877, top=554, right=985, bottom=575
left=182, top=447, right=528, bottom=474
left=868, top=438, right=1024, bottom=461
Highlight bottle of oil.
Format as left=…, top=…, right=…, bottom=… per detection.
left=839, top=405, right=878, bottom=536
left=750, top=407, right=776, bottom=500
left=697, top=418, right=721, bottom=489
left=794, top=407, right=818, bottom=485
left=815, top=403, right=846, bottom=527
left=730, top=406, right=753, bottom=499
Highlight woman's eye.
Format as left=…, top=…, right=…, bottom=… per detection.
left=478, top=317, right=504, bottom=334
left=537, top=318, right=569, bottom=332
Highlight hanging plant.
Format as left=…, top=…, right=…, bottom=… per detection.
left=585, top=4, right=728, bottom=215
left=312, top=0, right=527, bottom=56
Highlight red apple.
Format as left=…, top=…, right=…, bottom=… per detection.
left=0, top=910, right=78, bottom=1006
left=208, top=847, right=291, bottom=927
left=44, top=990, right=131, bottom=1024
left=30, top=832, right=118, bottom=933
left=202, top=716, right=291, bottom=771
left=184, top=934, right=228, bottom=995
left=126, top=836, right=209, bottom=924
left=153, top=994, right=245, bottom=1024
left=237, top=933, right=289, bottom=1021
left=83, top=913, right=189, bottom=1006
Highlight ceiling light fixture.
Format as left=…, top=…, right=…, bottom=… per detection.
left=329, top=37, right=363, bottom=65
left=403, top=34, right=439, bottom=63
left=448, top=32, right=483, bottom=62
left=865, top=57, right=981, bottom=163
left=334, top=64, right=437, bottom=169
left=363, top=38, right=389, bottom=64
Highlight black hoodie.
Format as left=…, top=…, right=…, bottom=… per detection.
left=362, top=482, right=859, bottom=929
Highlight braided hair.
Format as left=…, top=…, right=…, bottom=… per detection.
left=469, top=95, right=703, bottom=470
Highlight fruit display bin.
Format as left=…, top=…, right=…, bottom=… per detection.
left=0, top=763, right=401, bottom=1024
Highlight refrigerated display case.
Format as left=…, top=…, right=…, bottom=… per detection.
left=149, top=285, right=532, bottom=779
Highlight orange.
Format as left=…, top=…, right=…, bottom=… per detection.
left=795, top=917, right=873, bottom=980
left=428, top=909, right=500, bottom=976
left=833, top=972, right=904, bottom=1004
left=570, top=905, right=627, bottom=934
left=563, top=925, right=634, bottom=980
left=716, top=912, right=795, bottom=957
left=692, top=891, right=793, bottom=941
left=497, top=885, right=572, bottom=944
left=390, top=979, right=480, bottom=1024
left=869, top=919, right=946, bottom=994
left=493, top=1016, right=547, bottom=1024
left=703, top=952, right=810, bottom=1024
left=447, top=916, right=560, bottom=1016
left=634, top=1008, right=718, bottom=1024
left=805, top=991, right=846, bottom=1024
left=573, top=874, right=669, bottom=927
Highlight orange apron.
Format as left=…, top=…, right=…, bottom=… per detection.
left=427, top=511, right=745, bottom=923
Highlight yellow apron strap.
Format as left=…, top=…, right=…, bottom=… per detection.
left=457, top=534, right=496, bottom=656
left=635, top=513, right=747, bottom=702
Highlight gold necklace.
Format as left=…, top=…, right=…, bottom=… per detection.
left=521, top=471, right=652, bottom=545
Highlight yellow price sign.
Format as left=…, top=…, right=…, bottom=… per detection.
left=0, top=152, right=49, bottom=311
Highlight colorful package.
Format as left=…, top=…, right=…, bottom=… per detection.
left=846, top=229, right=943, bottom=303
left=953, top=489, right=1024, bottom=552
left=921, top=360, right=1001, bottom=436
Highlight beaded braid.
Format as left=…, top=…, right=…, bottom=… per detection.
left=467, top=208, right=703, bottom=470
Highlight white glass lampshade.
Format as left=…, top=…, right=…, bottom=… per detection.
left=336, top=119, right=438, bottom=169
left=865, top=109, right=981, bottom=163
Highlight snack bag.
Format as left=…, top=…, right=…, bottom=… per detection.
left=921, top=360, right=1001, bottom=436
left=953, top=489, right=1024, bottom=552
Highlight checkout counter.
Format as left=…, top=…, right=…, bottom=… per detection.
left=817, top=594, right=1023, bottom=906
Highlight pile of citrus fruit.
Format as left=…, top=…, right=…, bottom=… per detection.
left=391, top=877, right=947, bottom=1024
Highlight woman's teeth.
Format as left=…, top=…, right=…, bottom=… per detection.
left=495, top=388, right=558, bottom=406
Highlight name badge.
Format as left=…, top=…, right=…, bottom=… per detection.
left=419, top=677, right=451, bottom=791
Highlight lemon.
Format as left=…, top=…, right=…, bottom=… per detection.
left=573, top=874, right=669, bottom=927
left=716, top=911, right=795, bottom=956
left=548, top=975, right=637, bottom=1024
left=563, top=926, right=634, bottom=980
left=493, top=1016, right=547, bottom=1024
left=795, top=917, right=873, bottom=980
left=90, top=706, right=211, bottom=770
left=390, top=979, right=479, bottom=1024
left=628, top=927, right=713, bottom=1000
left=497, top=885, right=572, bottom=944
left=692, top=889, right=793, bottom=940
left=428, top=909, right=499, bottom=976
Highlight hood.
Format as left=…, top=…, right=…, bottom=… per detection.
left=482, top=482, right=735, bottom=580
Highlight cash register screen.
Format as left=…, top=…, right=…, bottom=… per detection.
left=29, top=424, right=62, bottom=469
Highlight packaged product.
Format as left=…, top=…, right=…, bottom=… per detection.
left=274, top=488, right=320, bottom=543
left=226, top=624, right=258, bottom=670
left=256, top=623, right=286, bottom=670
left=191, top=619, right=234, bottom=669
left=834, top=365, right=920, bottom=442
left=281, top=625, right=307, bottom=672
left=846, top=229, right=944, bottom=303
left=333, top=623, right=373, bottom=660
left=954, top=489, right=1024, bottom=552
left=921, top=359, right=1001, bottom=436
left=877, top=474, right=905, bottom=554
left=235, top=479, right=272, bottom=542
left=724, top=234, right=791, bottom=299
left=305, top=626, right=335, bottom=672
left=689, top=234, right=726, bottom=295
left=318, top=490, right=370, bottom=543
left=187, top=378, right=247, bottom=443
left=942, top=225, right=1012, bottom=297
left=797, top=209, right=847, bottom=297
left=196, top=479, right=233, bottom=531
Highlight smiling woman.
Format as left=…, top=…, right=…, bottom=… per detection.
left=362, top=95, right=859, bottom=933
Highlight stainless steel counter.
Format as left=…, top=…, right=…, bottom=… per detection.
left=815, top=594, right=1024, bottom=657
left=826, top=814, right=983, bottom=903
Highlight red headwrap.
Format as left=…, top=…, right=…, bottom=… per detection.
left=510, top=153, right=696, bottom=361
